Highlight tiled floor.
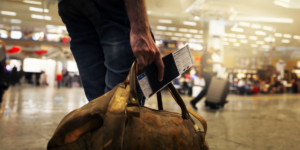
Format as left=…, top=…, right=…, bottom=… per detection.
left=1, top=85, right=300, bottom=150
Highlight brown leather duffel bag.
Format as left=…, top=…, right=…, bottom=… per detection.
left=47, top=61, right=209, bottom=150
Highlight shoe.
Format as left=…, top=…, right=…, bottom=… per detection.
left=190, top=101, right=197, bottom=110
left=209, top=105, right=219, bottom=109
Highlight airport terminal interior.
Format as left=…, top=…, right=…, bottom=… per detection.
left=1, top=0, right=300, bottom=149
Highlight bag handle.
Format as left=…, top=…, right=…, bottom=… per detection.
left=127, top=61, right=190, bottom=120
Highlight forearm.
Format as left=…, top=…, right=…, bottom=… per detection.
left=124, top=0, right=150, bottom=34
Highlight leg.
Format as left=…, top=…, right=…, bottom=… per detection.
left=59, top=0, right=107, bottom=101
left=191, top=74, right=212, bottom=104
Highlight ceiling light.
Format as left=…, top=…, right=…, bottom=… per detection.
left=29, top=7, right=49, bottom=13
left=31, top=14, right=51, bottom=20
left=183, top=21, right=196, bottom=26
left=274, top=33, right=282, bottom=37
left=262, top=45, right=271, bottom=49
left=11, top=26, right=21, bottom=30
left=164, top=32, right=173, bottom=36
left=199, top=30, right=203, bottom=34
left=223, top=42, right=229, bottom=45
left=189, top=38, right=197, bottom=42
left=185, top=34, right=192, bottom=38
left=44, top=16, right=51, bottom=20
left=180, top=38, right=187, bottom=41
left=234, top=43, right=240, bottom=47
left=11, top=31, right=22, bottom=39
left=158, top=19, right=172, bottom=24
left=240, top=40, right=248, bottom=43
left=256, top=41, right=265, bottom=44
left=189, top=29, right=198, bottom=33
left=239, top=22, right=250, bottom=27
left=274, top=0, right=289, bottom=8
left=194, top=35, right=202, bottom=38
left=262, top=26, right=273, bottom=31
left=23, top=0, right=41, bottom=5
left=156, top=26, right=167, bottom=30
left=154, top=31, right=163, bottom=35
left=0, top=30, right=8, bottom=38
left=147, top=11, right=151, bottom=14
left=255, top=31, right=266, bottom=35
left=294, top=35, right=300, bottom=39
left=231, top=28, right=244, bottom=32
left=283, top=34, right=291, bottom=38
left=223, top=38, right=228, bottom=41
left=233, top=16, right=293, bottom=23
left=229, top=38, right=237, bottom=42
left=179, top=28, right=188, bottom=32
left=249, top=36, right=258, bottom=40
left=1, top=11, right=16, bottom=16
left=278, top=0, right=290, bottom=2
left=228, top=33, right=236, bottom=37
left=265, top=37, right=276, bottom=42
left=251, top=24, right=261, bottom=29
left=237, top=34, right=246, bottom=39
left=251, top=44, right=258, bottom=47
left=282, top=39, right=290, bottom=43
left=168, top=27, right=176, bottom=31
left=194, top=16, right=200, bottom=20
left=10, top=19, right=22, bottom=24
left=174, top=33, right=183, bottom=36
left=197, top=39, right=204, bottom=43
left=171, top=37, right=179, bottom=40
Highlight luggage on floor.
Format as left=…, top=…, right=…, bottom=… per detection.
left=205, top=77, right=230, bottom=108
left=47, top=61, right=209, bottom=150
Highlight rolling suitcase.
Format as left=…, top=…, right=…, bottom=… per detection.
left=205, top=77, right=230, bottom=108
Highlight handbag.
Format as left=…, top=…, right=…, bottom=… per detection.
left=47, top=61, right=209, bottom=150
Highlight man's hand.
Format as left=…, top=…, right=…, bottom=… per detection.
left=130, top=30, right=164, bottom=82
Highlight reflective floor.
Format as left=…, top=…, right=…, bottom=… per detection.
left=1, top=86, right=300, bottom=150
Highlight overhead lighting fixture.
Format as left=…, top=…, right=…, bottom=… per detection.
left=174, top=33, right=183, bottom=36
left=168, top=27, right=176, bottom=31
left=158, top=19, right=172, bottom=24
left=11, top=26, right=21, bottom=30
left=199, top=30, right=204, bottom=34
left=234, top=43, right=240, bottom=47
left=23, top=0, right=41, bottom=5
left=283, top=34, right=291, bottom=38
left=255, top=31, right=266, bottom=36
left=147, top=11, right=151, bottom=14
left=223, top=42, right=229, bottom=45
left=31, top=14, right=51, bottom=20
left=233, top=16, right=293, bottom=23
left=274, top=33, right=282, bottom=37
left=274, top=0, right=289, bottom=8
left=1, top=11, right=16, bottom=16
left=223, top=38, right=228, bottom=41
left=229, top=38, right=237, bottom=42
left=265, top=37, right=276, bottom=42
left=294, top=35, right=300, bottom=39
left=156, top=26, right=167, bottom=30
left=239, top=22, right=250, bottom=27
left=11, top=31, right=22, bottom=39
left=0, top=30, right=8, bottom=38
left=249, top=36, right=258, bottom=40
left=185, top=34, right=192, bottom=38
left=197, top=39, right=204, bottom=43
left=171, top=37, right=179, bottom=40
left=180, top=38, right=187, bottom=41
left=153, top=31, right=163, bottom=35
left=228, top=33, right=236, bottom=37
left=223, top=33, right=228, bottom=37
left=189, top=38, right=197, bottom=43
left=262, top=26, right=273, bottom=31
left=231, top=28, right=244, bottom=32
left=189, top=29, right=198, bottom=33
left=240, top=40, right=248, bottom=43
left=10, top=19, right=22, bottom=24
left=282, top=39, right=290, bottom=43
left=29, top=7, right=49, bottom=13
left=251, top=24, right=261, bottom=29
left=164, top=32, right=173, bottom=36
left=194, top=35, right=202, bottom=38
left=256, top=41, right=265, bottom=44
left=183, top=21, right=196, bottom=26
left=194, top=16, right=200, bottom=20
left=179, top=28, right=188, bottom=32
left=237, top=34, right=246, bottom=39
left=251, top=44, right=258, bottom=47
left=262, top=45, right=271, bottom=49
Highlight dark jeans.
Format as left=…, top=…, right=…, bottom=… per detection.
left=191, top=72, right=213, bottom=104
left=58, top=0, right=145, bottom=104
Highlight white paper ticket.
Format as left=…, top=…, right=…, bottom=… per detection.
left=137, top=72, right=153, bottom=99
left=172, top=45, right=194, bottom=74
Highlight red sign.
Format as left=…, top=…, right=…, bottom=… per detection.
left=6, top=46, right=21, bottom=55
left=34, top=50, right=48, bottom=55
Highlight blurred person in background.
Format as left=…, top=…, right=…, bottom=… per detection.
left=10, top=66, right=19, bottom=86
left=40, top=71, right=49, bottom=86
left=0, top=40, right=9, bottom=109
left=58, top=0, right=164, bottom=104
left=56, top=72, right=63, bottom=88
left=190, top=47, right=223, bottom=110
